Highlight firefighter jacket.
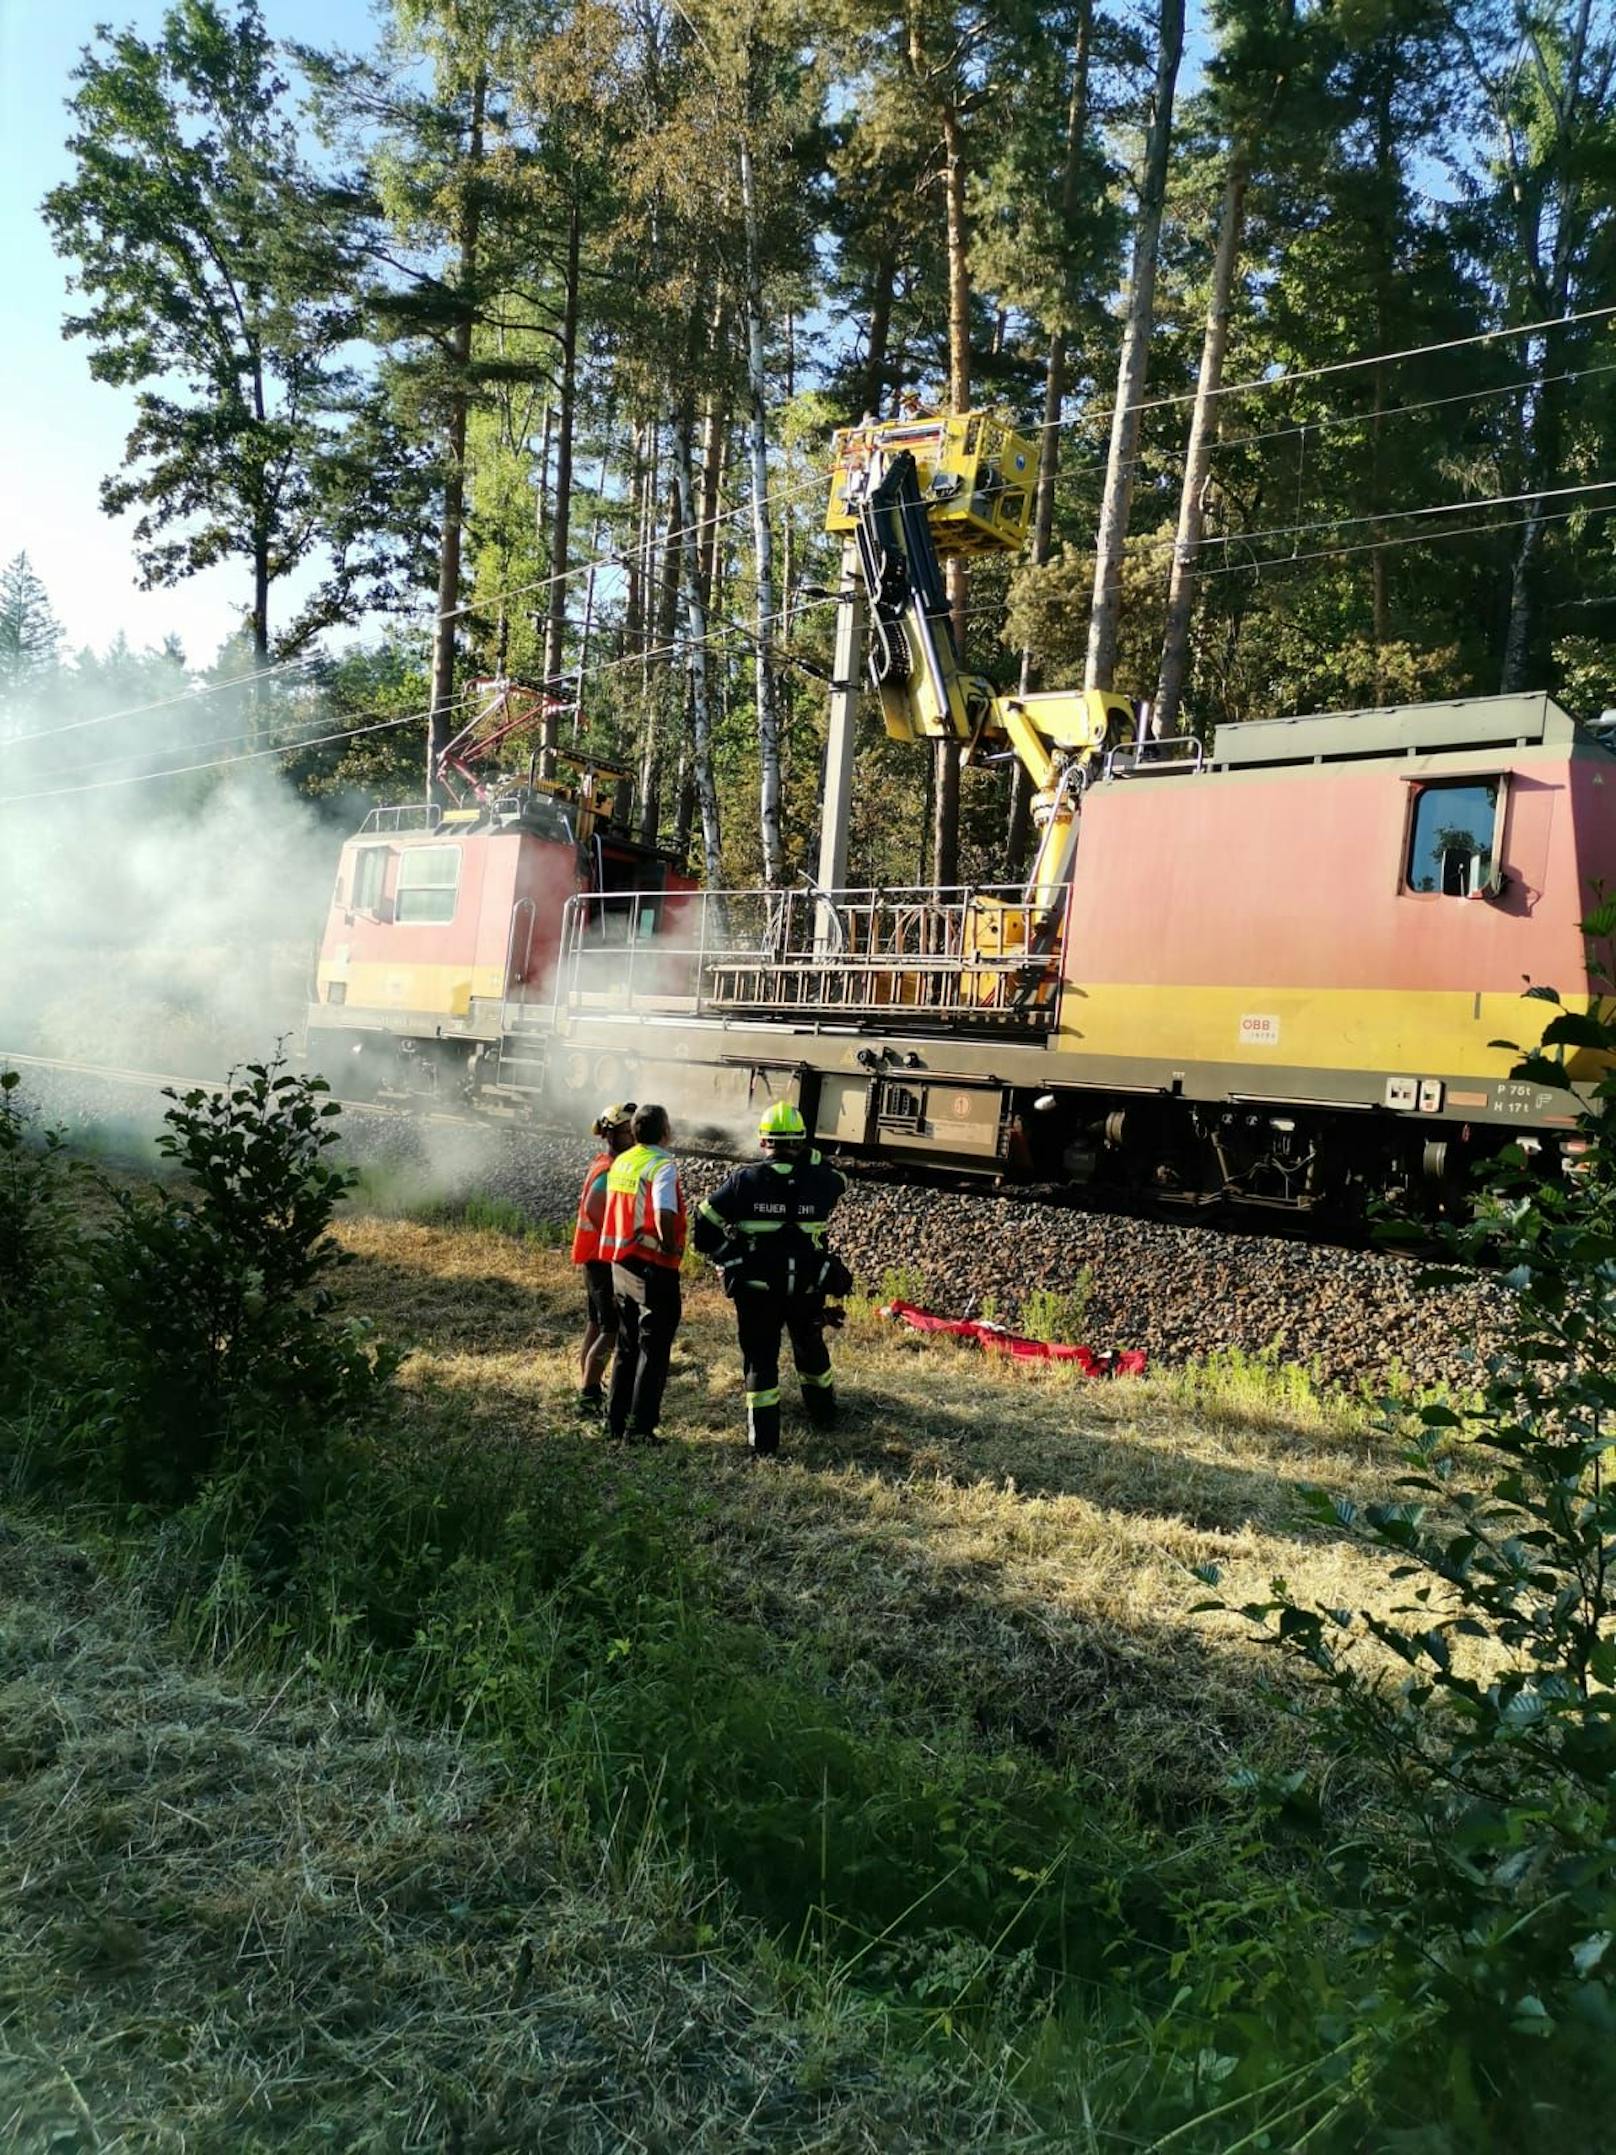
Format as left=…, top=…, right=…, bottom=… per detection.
left=570, top=1150, right=616, bottom=1265
left=693, top=1149, right=849, bottom=1298
left=600, top=1143, right=687, bottom=1268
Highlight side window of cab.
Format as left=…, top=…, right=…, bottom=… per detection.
left=1404, top=779, right=1501, bottom=897
left=352, top=846, right=389, bottom=913
left=396, top=844, right=462, bottom=924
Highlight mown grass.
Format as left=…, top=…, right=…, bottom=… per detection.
left=0, top=1198, right=1474, bottom=2150
left=0, top=1514, right=1027, bottom=2153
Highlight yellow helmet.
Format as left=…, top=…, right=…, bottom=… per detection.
left=758, top=1100, right=807, bottom=1142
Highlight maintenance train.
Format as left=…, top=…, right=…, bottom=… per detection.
left=308, top=413, right=1610, bottom=1220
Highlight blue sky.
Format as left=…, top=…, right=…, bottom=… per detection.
left=0, top=0, right=377, bottom=665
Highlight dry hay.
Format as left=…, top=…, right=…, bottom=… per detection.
left=0, top=1517, right=1028, bottom=2154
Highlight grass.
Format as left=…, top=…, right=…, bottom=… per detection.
left=325, top=1211, right=1412, bottom=1810
left=0, top=1196, right=1464, bottom=2150
left=0, top=1515, right=1024, bottom=2153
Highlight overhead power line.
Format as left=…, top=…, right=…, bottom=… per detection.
left=0, top=463, right=835, bottom=754
left=2, top=654, right=320, bottom=748
left=1066, top=299, right=1616, bottom=437
left=1176, top=474, right=1616, bottom=557
left=0, top=710, right=435, bottom=808
left=1196, top=496, right=1616, bottom=580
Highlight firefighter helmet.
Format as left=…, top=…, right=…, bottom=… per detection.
left=758, top=1100, right=807, bottom=1142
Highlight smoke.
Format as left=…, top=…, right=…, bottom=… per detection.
left=0, top=761, right=342, bottom=1082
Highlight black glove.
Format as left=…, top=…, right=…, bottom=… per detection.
left=822, top=1303, right=847, bottom=1331
left=818, top=1251, right=854, bottom=1298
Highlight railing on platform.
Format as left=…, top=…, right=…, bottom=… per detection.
left=1104, top=735, right=1205, bottom=780
left=360, top=802, right=443, bottom=834
left=545, top=884, right=1067, bottom=1031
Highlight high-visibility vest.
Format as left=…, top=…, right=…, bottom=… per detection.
left=600, top=1143, right=687, bottom=1268
left=570, top=1150, right=615, bottom=1265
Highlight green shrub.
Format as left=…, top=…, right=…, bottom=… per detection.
left=92, top=1056, right=395, bottom=1506
left=1019, top=1272, right=1093, bottom=1344
left=1194, top=915, right=1616, bottom=2146
left=0, top=1070, right=74, bottom=1344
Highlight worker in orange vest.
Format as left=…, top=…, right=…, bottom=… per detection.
left=598, top=1103, right=687, bottom=1444
left=571, top=1101, right=636, bottom=1418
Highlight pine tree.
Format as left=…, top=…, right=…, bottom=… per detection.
left=42, top=2, right=380, bottom=668
left=0, top=555, right=63, bottom=715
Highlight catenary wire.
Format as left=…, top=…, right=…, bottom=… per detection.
left=0, top=710, right=445, bottom=808
left=0, top=461, right=837, bottom=752
left=1053, top=300, right=1616, bottom=439
left=1141, top=474, right=1616, bottom=557
left=14, top=306, right=1616, bottom=756
left=45, top=686, right=488, bottom=777
left=1194, top=496, right=1616, bottom=579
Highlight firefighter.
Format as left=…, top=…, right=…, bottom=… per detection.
left=571, top=1101, right=636, bottom=1417
left=693, top=1101, right=852, bottom=1456
left=598, top=1103, right=687, bottom=1444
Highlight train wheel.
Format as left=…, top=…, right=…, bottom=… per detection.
left=556, top=1048, right=592, bottom=1097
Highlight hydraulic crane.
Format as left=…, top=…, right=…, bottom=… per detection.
left=818, top=410, right=1137, bottom=942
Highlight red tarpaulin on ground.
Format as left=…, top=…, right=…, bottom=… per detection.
left=880, top=1301, right=1147, bottom=1377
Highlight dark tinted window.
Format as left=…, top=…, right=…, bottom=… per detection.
left=1407, top=780, right=1497, bottom=896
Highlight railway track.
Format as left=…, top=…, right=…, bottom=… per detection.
left=5, top=1044, right=1497, bottom=1387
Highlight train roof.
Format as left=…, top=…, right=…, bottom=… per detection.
left=1205, top=691, right=1602, bottom=772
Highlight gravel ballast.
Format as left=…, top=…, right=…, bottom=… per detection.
left=15, top=1059, right=1501, bottom=1389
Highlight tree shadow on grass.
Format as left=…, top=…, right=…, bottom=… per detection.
left=783, top=1379, right=1383, bottom=1537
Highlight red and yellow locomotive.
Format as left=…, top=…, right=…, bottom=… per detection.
left=308, top=422, right=1613, bottom=1217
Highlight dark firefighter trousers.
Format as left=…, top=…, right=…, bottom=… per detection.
left=609, top=1260, right=682, bottom=1439
left=733, top=1283, right=836, bottom=1455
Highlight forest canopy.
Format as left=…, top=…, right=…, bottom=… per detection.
left=21, top=0, right=1616, bottom=889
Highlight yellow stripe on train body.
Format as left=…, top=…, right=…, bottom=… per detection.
left=315, top=959, right=509, bottom=1020
left=1057, top=984, right=1601, bottom=1081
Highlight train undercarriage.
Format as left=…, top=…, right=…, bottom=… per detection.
left=309, top=878, right=1570, bottom=1227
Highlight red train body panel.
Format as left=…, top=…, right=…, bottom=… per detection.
left=307, top=694, right=1614, bottom=1214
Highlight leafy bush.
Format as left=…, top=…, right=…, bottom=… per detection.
left=1194, top=918, right=1616, bottom=2144
left=0, top=1070, right=73, bottom=1345
left=93, top=1056, right=394, bottom=1505
left=1020, top=1272, right=1093, bottom=1344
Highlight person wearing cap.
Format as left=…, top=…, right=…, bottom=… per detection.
left=571, top=1101, right=636, bottom=1417
left=692, top=1101, right=851, bottom=1456
left=598, top=1104, right=687, bottom=1444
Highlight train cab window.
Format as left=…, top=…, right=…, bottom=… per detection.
left=352, top=846, right=389, bottom=913
left=396, top=844, right=461, bottom=924
left=1405, top=779, right=1499, bottom=897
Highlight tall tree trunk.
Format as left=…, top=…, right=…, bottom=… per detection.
left=1010, top=0, right=1093, bottom=870
left=739, top=134, right=784, bottom=886
left=427, top=66, right=487, bottom=800
left=697, top=393, right=729, bottom=606
left=625, top=420, right=648, bottom=658
left=639, top=466, right=681, bottom=842
left=1155, top=146, right=1247, bottom=737
left=671, top=398, right=723, bottom=887
left=934, top=94, right=971, bottom=887
left=1500, top=0, right=1597, bottom=687
left=1500, top=361, right=1562, bottom=692
left=539, top=191, right=581, bottom=773
left=1084, top=0, right=1184, bottom=693
left=859, top=249, right=896, bottom=418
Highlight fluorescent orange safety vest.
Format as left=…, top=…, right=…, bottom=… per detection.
left=571, top=1150, right=615, bottom=1265
left=599, top=1143, right=687, bottom=1269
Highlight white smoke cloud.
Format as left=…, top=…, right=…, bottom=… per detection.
left=0, top=764, right=342, bottom=1081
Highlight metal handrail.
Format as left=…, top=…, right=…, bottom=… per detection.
left=550, top=883, right=1065, bottom=1029
left=1103, top=736, right=1205, bottom=780
left=361, top=802, right=443, bottom=834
